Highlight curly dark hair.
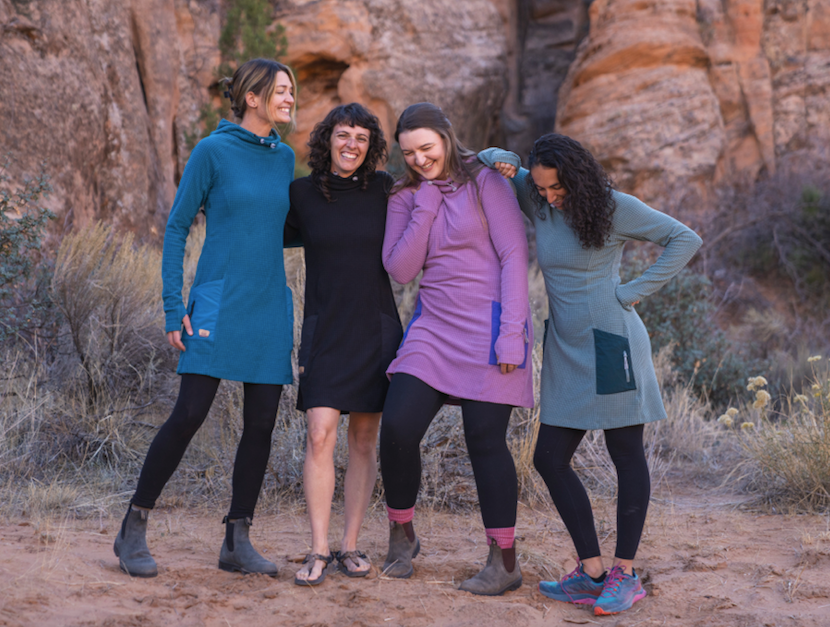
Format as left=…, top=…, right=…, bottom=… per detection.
left=306, top=103, right=388, bottom=202
left=528, top=133, right=616, bottom=249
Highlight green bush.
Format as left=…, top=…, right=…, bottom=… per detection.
left=0, top=158, right=57, bottom=344
left=627, top=263, right=758, bottom=407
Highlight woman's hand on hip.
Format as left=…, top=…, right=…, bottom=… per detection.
left=494, top=162, right=517, bottom=179
left=499, top=363, right=518, bottom=375
left=167, top=314, right=193, bottom=351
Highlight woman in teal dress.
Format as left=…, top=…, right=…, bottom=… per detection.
left=113, top=59, right=297, bottom=579
left=479, top=134, right=702, bottom=616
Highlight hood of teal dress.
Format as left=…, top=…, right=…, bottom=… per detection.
left=213, top=119, right=283, bottom=150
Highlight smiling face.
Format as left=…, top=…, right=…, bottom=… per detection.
left=268, top=71, right=295, bottom=125
left=530, top=164, right=567, bottom=209
left=398, top=128, right=447, bottom=181
left=247, top=70, right=294, bottom=131
left=329, top=123, right=370, bottom=178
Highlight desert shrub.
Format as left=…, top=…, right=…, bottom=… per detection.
left=51, top=223, right=168, bottom=405
left=0, top=158, right=58, bottom=345
left=703, top=168, right=830, bottom=341
left=624, top=261, right=758, bottom=407
left=717, top=359, right=830, bottom=511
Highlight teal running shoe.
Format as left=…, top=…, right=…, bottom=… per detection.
left=594, top=565, right=647, bottom=615
left=538, top=564, right=604, bottom=605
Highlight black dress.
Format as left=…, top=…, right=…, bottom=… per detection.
left=285, top=171, right=403, bottom=413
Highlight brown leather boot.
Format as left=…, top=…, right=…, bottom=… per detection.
left=459, top=541, right=522, bottom=596
left=382, top=522, right=420, bottom=578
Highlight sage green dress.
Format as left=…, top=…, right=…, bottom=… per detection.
left=479, top=148, right=703, bottom=430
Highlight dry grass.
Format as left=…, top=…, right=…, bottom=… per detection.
left=51, top=222, right=169, bottom=405
left=5, top=219, right=826, bottom=525
left=723, top=358, right=830, bottom=511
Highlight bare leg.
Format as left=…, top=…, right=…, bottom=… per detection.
left=581, top=556, right=606, bottom=578
left=295, top=407, right=340, bottom=582
left=612, top=558, right=635, bottom=575
left=339, top=411, right=381, bottom=573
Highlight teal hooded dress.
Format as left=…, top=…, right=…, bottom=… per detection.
left=479, top=148, right=702, bottom=430
left=161, top=119, right=295, bottom=385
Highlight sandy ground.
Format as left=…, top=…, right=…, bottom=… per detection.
left=2, top=475, right=829, bottom=627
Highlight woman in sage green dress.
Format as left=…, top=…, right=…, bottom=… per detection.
left=479, top=134, right=701, bottom=616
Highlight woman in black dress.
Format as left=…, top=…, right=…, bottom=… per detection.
left=285, top=103, right=403, bottom=585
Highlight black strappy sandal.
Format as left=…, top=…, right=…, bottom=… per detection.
left=293, top=552, right=334, bottom=586
left=335, top=550, right=371, bottom=578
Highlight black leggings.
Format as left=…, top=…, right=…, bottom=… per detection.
left=533, top=423, right=650, bottom=561
left=131, top=373, right=282, bottom=519
left=380, top=373, right=517, bottom=529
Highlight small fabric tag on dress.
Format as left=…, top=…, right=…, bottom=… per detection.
left=199, top=329, right=210, bottom=337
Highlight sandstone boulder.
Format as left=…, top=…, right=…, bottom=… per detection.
left=280, top=0, right=508, bottom=166
left=554, top=0, right=830, bottom=204
left=0, top=0, right=507, bottom=237
left=0, top=0, right=217, bottom=238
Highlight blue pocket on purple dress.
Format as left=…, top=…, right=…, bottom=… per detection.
left=488, top=301, right=528, bottom=369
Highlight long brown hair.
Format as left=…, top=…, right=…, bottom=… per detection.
left=222, top=58, right=297, bottom=135
left=393, top=102, right=486, bottom=227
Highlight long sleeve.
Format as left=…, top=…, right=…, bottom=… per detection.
left=612, top=191, right=703, bottom=309
left=479, top=169, right=530, bottom=365
left=382, top=183, right=443, bottom=284
left=161, top=142, right=213, bottom=333
left=283, top=192, right=303, bottom=248
left=477, top=147, right=539, bottom=222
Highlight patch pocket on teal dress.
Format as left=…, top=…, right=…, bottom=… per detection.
left=593, top=328, right=636, bottom=395
left=488, top=301, right=528, bottom=369
left=187, top=279, right=225, bottom=343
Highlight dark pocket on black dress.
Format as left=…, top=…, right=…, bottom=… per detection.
left=593, top=328, right=637, bottom=395
left=298, top=315, right=318, bottom=374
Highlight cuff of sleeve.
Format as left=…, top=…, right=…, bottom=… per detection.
left=492, top=148, right=521, bottom=169
left=615, top=283, right=638, bottom=311
left=495, top=334, right=526, bottom=366
left=165, top=304, right=186, bottom=334
left=415, top=181, right=444, bottom=212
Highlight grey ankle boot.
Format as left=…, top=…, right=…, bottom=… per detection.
left=382, top=522, right=420, bottom=578
left=113, top=505, right=158, bottom=578
left=218, top=516, right=278, bottom=577
left=458, top=541, right=522, bottom=596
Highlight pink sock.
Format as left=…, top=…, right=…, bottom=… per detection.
left=486, top=527, right=515, bottom=550
left=386, top=505, right=415, bottom=524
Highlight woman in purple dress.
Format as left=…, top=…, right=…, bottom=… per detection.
left=379, top=102, right=534, bottom=596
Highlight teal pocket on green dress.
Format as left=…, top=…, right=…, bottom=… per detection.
left=593, top=328, right=637, bottom=395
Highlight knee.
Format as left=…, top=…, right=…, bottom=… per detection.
left=349, top=431, right=377, bottom=459
left=534, top=448, right=568, bottom=477
left=306, top=422, right=336, bottom=455
left=379, top=418, right=408, bottom=450
left=465, top=433, right=501, bottom=458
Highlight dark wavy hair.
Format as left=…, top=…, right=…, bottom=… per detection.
left=306, top=103, right=388, bottom=202
left=528, top=133, right=616, bottom=249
